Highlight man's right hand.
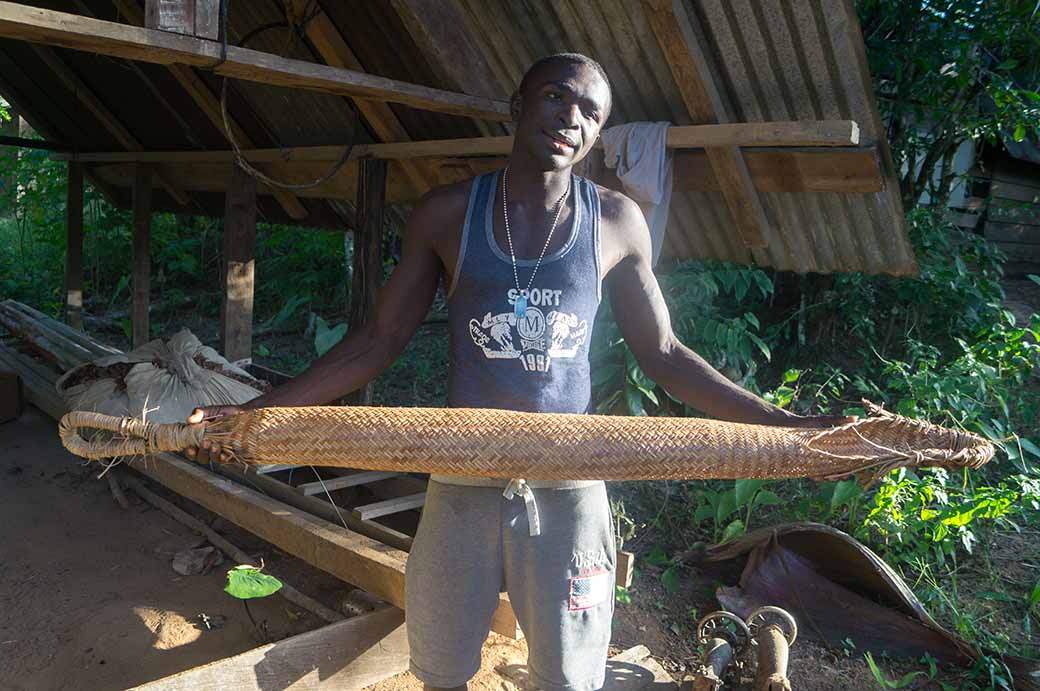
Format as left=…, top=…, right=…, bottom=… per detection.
left=184, top=405, right=243, bottom=463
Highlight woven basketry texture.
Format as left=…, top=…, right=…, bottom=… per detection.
left=59, top=403, right=993, bottom=483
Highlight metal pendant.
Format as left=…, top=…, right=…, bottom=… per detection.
left=513, top=295, right=528, bottom=318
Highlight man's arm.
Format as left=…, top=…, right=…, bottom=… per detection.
left=186, top=189, right=450, bottom=461
left=604, top=195, right=843, bottom=427
left=239, top=195, right=444, bottom=409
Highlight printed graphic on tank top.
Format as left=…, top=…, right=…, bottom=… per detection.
left=446, top=170, right=603, bottom=415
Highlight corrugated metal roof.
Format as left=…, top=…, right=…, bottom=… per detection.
left=0, top=0, right=915, bottom=274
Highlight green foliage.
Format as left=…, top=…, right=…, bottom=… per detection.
left=313, top=315, right=347, bottom=357
left=857, top=0, right=1040, bottom=206
left=224, top=564, right=283, bottom=600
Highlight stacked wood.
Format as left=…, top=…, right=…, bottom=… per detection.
left=0, top=299, right=120, bottom=371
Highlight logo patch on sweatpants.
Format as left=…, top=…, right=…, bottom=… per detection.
left=568, top=569, right=611, bottom=611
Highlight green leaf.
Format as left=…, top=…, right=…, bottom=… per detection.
left=615, top=586, right=632, bottom=605
left=314, top=317, right=348, bottom=357
left=1028, top=578, right=1040, bottom=609
left=1028, top=274, right=1040, bottom=288
left=1014, top=123, right=1027, bottom=142
left=625, top=386, right=647, bottom=416
left=831, top=480, right=863, bottom=513
left=1021, top=438, right=1040, bottom=459
left=645, top=545, right=671, bottom=567
left=864, top=652, right=923, bottom=689
left=661, top=565, right=681, bottom=593
left=753, top=490, right=783, bottom=507
left=715, top=490, right=737, bottom=524
left=783, top=369, right=801, bottom=384
left=693, top=504, right=715, bottom=524
left=721, top=518, right=745, bottom=542
left=735, top=479, right=768, bottom=507
left=224, top=565, right=283, bottom=600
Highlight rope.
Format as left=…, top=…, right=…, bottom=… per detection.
left=57, top=402, right=995, bottom=484
left=207, top=0, right=356, bottom=191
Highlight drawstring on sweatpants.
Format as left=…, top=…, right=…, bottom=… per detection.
left=503, top=478, right=541, bottom=536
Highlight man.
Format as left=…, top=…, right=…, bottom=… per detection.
left=189, top=53, right=846, bottom=691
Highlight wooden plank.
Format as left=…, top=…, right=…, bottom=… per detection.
left=286, top=0, right=430, bottom=197
left=642, top=0, right=769, bottom=249
left=220, top=164, right=256, bottom=363
left=213, top=463, right=415, bottom=553
left=616, top=549, right=635, bottom=589
left=990, top=179, right=1040, bottom=204
left=112, top=0, right=308, bottom=220
left=130, top=607, right=408, bottom=691
left=988, top=197, right=1040, bottom=225
left=54, top=121, right=863, bottom=164
left=131, top=164, right=153, bottom=348
left=345, top=158, right=387, bottom=406
left=256, top=463, right=294, bottom=474
left=352, top=493, right=427, bottom=521
left=297, top=470, right=402, bottom=496
left=85, top=147, right=883, bottom=205
left=984, top=221, right=1040, bottom=245
left=0, top=2, right=511, bottom=121
left=31, top=44, right=189, bottom=205
left=64, top=160, right=84, bottom=331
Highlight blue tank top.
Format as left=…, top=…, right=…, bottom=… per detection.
left=446, top=170, right=603, bottom=414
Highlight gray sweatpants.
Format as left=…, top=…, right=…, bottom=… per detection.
left=405, top=480, right=616, bottom=691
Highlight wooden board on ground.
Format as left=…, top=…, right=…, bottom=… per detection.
left=130, top=607, right=408, bottom=691
left=352, top=492, right=427, bottom=520
left=297, top=470, right=402, bottom=496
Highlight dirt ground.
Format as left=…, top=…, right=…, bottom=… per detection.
left=0, top=407, right=335, bottom=691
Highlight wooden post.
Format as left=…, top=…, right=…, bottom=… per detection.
left=345, top=158, right=387, bottom=406
left=64, top=160, right=84, bottom=330
left=221, top=163, right=257, bottom=364
left=131, top=164, right=153, bottom=348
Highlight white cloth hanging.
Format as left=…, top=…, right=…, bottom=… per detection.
left=600, top=121, right=674, bottom=267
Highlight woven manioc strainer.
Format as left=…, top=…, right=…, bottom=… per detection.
left=58, top=401, right=993, bottom=484
left=54, top=401, right=990, bottom=482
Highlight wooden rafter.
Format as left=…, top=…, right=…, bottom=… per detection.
left=390, top=0, right=508, bottom=138
left=286, top=0, right=430, bottom=197
left=0, top=2, right=511, bottom=121
left=31, top=45, right=191, bottom=206
left=643, top=0, right=770, bottom=250
left=112, top=0, right=308, bottom=220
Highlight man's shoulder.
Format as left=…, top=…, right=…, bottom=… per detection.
left=406, top=176, right=480, bottom=244
left=590, top=183, right=644, bottom=227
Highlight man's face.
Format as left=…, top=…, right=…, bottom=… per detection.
left=513, top=61, right=611, bottom=172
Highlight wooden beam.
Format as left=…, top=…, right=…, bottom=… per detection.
left=55, top=121, right=861, bottom=165
left=345, top=158, right=386, bottom=406
left=130, top=608, right=409, bottom=691
left=0, top=2, right=511, bottom=121
left=352, top=493, right=427, bottom=521
left=131, top=164, right=152, bottom=348
left=643, top=0, right=770, bottom=249
left=220, top=164, right=256, bottom=363
left=64, top=161, right=84, bottom=331
left=112, top=0, right=308, bottom=220
left=0, top=135, right=68, bottom=151
left=85, top=147, right=883, bottom=205
left=390, top=0, right=506, bottom=138
left=286, top=0, right=430, bottom=197
left=31, top=45, right=190, bottom=206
